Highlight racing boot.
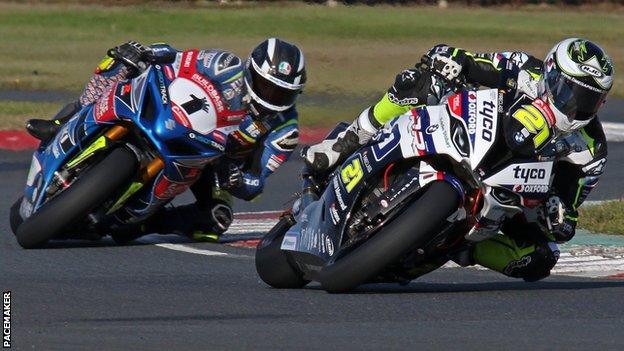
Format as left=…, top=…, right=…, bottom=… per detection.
left=303, top=107, right=379, bottom=172
left=191, top=202, right=233, bottom=242
left=25, top=101, right=81, bottom=142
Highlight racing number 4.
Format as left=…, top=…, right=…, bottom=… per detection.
left=341, top=159, right=363, bottom=193
left=512, top=105, right=550, bottom=148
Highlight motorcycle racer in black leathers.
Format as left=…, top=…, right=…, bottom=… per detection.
left=304, top=38, right=614, bottom=281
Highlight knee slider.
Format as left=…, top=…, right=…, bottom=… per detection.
left=503, top=242, right=559, bottom=282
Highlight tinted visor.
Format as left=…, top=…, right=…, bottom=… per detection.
left=545, top=68, right=607, bottom=121
left=246, top=67, right=300, bottom=109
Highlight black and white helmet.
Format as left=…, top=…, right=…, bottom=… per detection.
left=538, top=38, right=614, bottom=132
left=244, top=38, right=306, bottom=117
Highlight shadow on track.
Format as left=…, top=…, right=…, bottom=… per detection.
left=29, top=232, right=263, bottom=250
left=321, top=280, right=624, bottom=294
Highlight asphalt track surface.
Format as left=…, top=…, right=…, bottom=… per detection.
left=2, top=146, right=624, bottom=350
left=2, top=94, right=624, bottom=350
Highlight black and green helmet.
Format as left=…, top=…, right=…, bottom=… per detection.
left=539, top=38, right=614, bottom=132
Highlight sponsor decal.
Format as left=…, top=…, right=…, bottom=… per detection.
left=244, top=121, right=263, bottom=139
left=244, top=178, right=260, bottom=187
left=582, top=158, right=606, bottom=175
left=512, top=184, right=549, bottom=193
left=503, top=256, right=532, bottom=275
left=156, top=66, right=168, bottom=105
left=190, top=73, right=224, bottom=113
left=362, top=151, right=373, bottom=172
left=580, top=64, right=603, bottom=78
left=333, top=177, right=347, bottom=211
left=329, top=203, right=340, bottom=225
left=467, top=91, right=477, bottom=134
left=448, top=93, right=462, bottom=118
left=183, top=51, right=194, bottom=69
left=513, top=165, right=546, bottom=182
left=426, top=124, right=439, bottom=134
left=278, top=61, right=292, bottom=75
left=202, top=51, right=218, bottom=69
left=281, top=234, right=298, bottom=251
left=188, top=132, right=225, bottom=151
left=478, top=99, right=496, bottom=142
left=324, top=235, right=335, bottom=256
left=94, top=84, right=117, bottom=122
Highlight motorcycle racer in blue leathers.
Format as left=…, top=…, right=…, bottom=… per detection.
left=26, top=38, right=306, bottom=242
left=303, top=38, right=613, bottom=281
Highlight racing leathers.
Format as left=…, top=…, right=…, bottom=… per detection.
left=306, top=44, right=607, bottom=281
left=30, top=43, right=300, bottom=241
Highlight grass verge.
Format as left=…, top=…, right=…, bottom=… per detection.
left=579, top=201, right=624, bottom=235
left=0, top=101, right=63, bottom=129
left=0, top=2, right=623, bottom=128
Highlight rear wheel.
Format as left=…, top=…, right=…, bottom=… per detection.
left=15, top=147, right=138, bottom=249
left=319, top=181, right=461, bottom=293
left=255, top=216, right=310, bottom=289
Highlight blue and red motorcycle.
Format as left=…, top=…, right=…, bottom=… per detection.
left=10, top=52, right=244, bottom=248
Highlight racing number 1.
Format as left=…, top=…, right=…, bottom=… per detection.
left=512, top=105, right=550, bottom=148
left=341, top=159, right=363, bottom=193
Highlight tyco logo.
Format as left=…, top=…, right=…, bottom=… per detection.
left=341, top=158, right=364, bottom=193
left=513, top=165, right=546, bottom=182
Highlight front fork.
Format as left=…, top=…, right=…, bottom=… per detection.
left=62, top=124, right=165, bottom=217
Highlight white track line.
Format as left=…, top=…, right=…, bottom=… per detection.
left=155, top=243, right=228, bottom=256
left=156, top=215, right=624, bottom=277
left=603, top=122, right=624, bottom=142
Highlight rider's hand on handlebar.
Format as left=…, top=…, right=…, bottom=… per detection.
left=217, top=161, right=244, bottom=190
left=107, top=41, right=154, bottom=72
left=428, top=54, right=463, bottom=82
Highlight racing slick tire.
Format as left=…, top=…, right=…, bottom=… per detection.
left=9, top=197, right=24, bottom=235
left=319, top=181, right=460, bottom=293
left=15, top=147, right=138, bottom=249
left=255, top=215, right=310, bottom=289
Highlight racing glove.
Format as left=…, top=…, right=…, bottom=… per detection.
left=216, top=160, right=244, bottom=190
left=544, top=195, right=578, bottom=243
left=424, top=44, right=466, bottom=82
left=108, top=41, right=154, bottom=72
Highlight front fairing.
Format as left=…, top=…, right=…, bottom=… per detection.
left=21, top=65, right=229, bottom=217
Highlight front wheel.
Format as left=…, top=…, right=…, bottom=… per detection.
left=15, top=147, right=138, bottom=249
left=255, top=216, right=310, bottom=289
left=319, top=181, right=461, bottom=293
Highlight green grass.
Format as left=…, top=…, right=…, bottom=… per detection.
left=0, top=2, right=623, bottom=128
left=579, top=201, right=624, bottom=235
left=0, top=101, right=62, bottom=129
